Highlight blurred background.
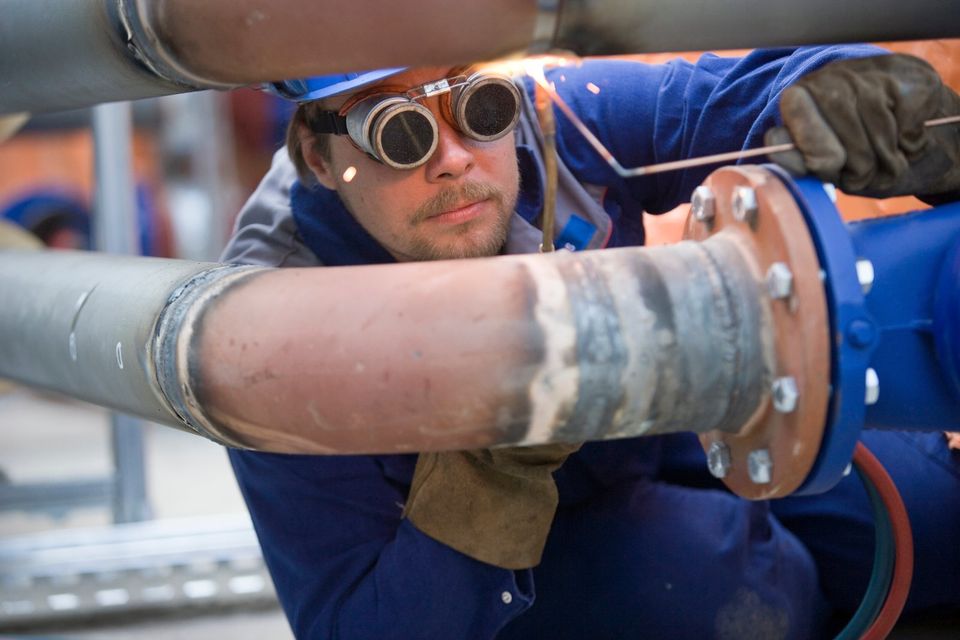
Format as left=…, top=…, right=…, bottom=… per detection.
left=0, top=41, right=957, bottom=639
left=0, top=88, right=297, bottom=639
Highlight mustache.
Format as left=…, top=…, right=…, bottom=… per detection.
left=411, top=182, right=505, bottom=223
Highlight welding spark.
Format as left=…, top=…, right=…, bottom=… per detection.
left=342, top=166, right=358, bottom=183
left=521, top=54, right=808, bottom=179
left=524, top=61, right=622, bottom=172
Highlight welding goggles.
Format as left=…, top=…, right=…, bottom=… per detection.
left=303, top=71, right=523, bottom=170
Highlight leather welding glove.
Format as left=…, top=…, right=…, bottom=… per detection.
left=766, top=54, right=960, bottom=201
left=403, top=442, right=580, bottom=570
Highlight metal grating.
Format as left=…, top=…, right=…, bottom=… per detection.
left=0, top=514, right=276, bottom=628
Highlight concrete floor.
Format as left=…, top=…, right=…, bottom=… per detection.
left=0, top=388, right=293, bottom=639
left=0, top=608, right=292, bottom=640
left=0, top=388, right=247, bottom=535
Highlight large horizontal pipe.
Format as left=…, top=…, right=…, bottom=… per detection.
left=2, top=0, right=958, bottom=114
left=0, top=0, right=188, bottom=115
left=0, top=238, right=770, bottom=454
left=552, top=0, right=960, bottom=56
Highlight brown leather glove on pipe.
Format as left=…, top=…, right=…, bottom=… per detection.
left=766, top=54, right=960, bottom=201
left=404, top=443, right=580, bottom=570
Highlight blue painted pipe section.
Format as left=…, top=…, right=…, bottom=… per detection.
left=766, top=167, right=876, bottom=494
left=766, top=167, right=960, bottom=494
left=934, top=235, right=960, bottom=398
left=847, top=200, right=960, bottom=431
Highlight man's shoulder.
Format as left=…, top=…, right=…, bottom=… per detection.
left=221, top=149, right=321, bottom=267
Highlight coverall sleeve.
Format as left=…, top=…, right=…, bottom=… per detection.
left=229, top=449, right=534, bottom=639
left=545, top=45, right=885, bottom=215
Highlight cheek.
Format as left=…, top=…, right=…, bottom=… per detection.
left=486, top=138, right=519, bottom=179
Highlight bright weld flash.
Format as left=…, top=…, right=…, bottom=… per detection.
left=342, top=166, right=358, bottom=183
left=524, top=60, right=623, bottom=173
left=522, top=55, right=798, bottom=179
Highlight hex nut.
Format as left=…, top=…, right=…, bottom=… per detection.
left=691, top=186, right=716, bottom=222
left=732, top=186, right=758, bottom=224
left=865, top=367, right=880, bottom=405
left=856, top=259, right=874, bottom=295
left=765, top=262, right=794, bottom=300
left=707, top=441, right=731, bottom=479
left=772, top=376, right=799, bottom=413
left=822, top=183, right=838, bottom=203
left=747, top=449, right=773, bottom=484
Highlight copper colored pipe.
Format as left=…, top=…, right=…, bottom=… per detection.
left=191, top=242, right=770, bottom=453
left=0, top=238, right=770, bottom=454
left=136, top=0, right=540, bottom=85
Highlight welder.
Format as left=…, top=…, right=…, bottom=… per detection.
left=222, top=48, right=960, bottom=639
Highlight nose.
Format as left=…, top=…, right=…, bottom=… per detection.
left=424, top=116, right=475, bottom=183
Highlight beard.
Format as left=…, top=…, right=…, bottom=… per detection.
left=405, top=180, right=517, bottom=261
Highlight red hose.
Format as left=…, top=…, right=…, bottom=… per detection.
left=855, top=442, right=914, bottom=640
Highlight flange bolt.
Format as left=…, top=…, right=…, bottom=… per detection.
left=856, top=259, right=874, bottom=295
left=732, top=186, right=758, bottom=224
left=747, top=449, right=773, bottom=484
left=766, top=262, right=793, bottom=300
left=772, top=376, right=799, bottom=413
left=707, top=441, right=731, bottom=479
left=865, top=367, right=880, bottom=405
left=691, top=186, right=716, bottom=223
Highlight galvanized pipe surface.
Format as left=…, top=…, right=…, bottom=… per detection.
left=0, top=0, right=188, bottom=115
left=0, top=238, right=768, bottom=454
left=92, top=103, right=140, bottom=255
left=0, top=250, right=253, bottom=430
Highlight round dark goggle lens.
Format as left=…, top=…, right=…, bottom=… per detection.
left=463, top=82, right=519, bottom=139
left=379, top=109, right=436, bottom=167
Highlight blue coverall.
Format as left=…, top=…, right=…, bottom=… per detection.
left=224, top=47, right=960, bottom=639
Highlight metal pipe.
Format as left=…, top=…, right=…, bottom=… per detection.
left=92, top=100, right=152, bottom=524
left=141, top=0, right=960, bottom=83
left=0, top=0, right=189, bottom=115
left=0, top=250, right=251, bottom=433
left=133, top=0, right=540, bottom=85
left=0, top=238, right=769, bottom=454
left=3, top=0, right=958, bottom=115
left=92, top=102, right=140, bottom=255
left=553, top=0, right=960, bottom=56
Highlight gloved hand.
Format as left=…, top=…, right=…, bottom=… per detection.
left=766, top=54, right=960, bottom=200
left=403, top=442, right=580, bottom=569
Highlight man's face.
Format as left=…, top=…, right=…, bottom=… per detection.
left=303, top=67, right=520, bottom=262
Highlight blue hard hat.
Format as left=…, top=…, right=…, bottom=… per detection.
left=265, top=68, right=407, bottom=103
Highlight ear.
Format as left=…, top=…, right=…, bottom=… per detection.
left=298, top=125, right=338, bottom=191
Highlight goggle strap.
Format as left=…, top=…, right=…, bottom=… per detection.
left=307, top=111, right=350, bottom=136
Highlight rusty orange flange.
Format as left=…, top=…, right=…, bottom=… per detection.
left=684, top=166, right=830, bottom=499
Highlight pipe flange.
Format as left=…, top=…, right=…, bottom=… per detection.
left=118, top=0, right=237, bottom=90
left=684, top=165, right=830, bottom=499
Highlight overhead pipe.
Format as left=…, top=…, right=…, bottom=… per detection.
left=2, top=0, right=958, bottom=114
left=0, top=236, right=770, bottom=455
